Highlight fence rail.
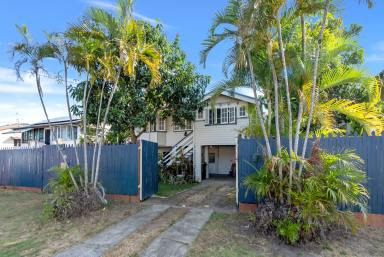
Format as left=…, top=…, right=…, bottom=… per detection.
left=238, top=134, right=384, bottom=214
left=0, top=142, right=157, bottom=197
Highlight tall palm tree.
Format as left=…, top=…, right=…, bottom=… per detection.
left=201, top=0, right=273, bottom=157
left=11, top=25, right=79, bottom=189
left=76, top=0, right=161, bottom=187
left=46, top=32, right=80, bottom=166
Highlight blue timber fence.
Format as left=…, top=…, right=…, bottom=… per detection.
left=0, top=140, right=158, bottom=198
left=140, top=140, right=158, bottom=200
left=238, top=134, right=384, bottom=214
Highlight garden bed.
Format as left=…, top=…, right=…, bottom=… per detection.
left=0, top=189, right=142, bottom=257
left=188, top=212, right=384, bottom=257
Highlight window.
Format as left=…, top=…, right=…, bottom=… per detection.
left=33, top=128, right=43, bottom=141
left=174, top=124, right=183, bottom=131
left=229, top=107, right=236, bottom=123
left=221, top=108, right=228, bottom=124
left=157, top=119, right=166, bottom=131
left=208, top=109, right=214, bottom=125
left=197, top=109, right=204, bottom=120
left=209, top=153, right=215, bottom=163
left=185, top=120, right=192, bottom=130
left=216, top=108, right=221, bottom=124
left=239, top=106, right=246, bottom=117
left=150, top=123, right=156, bottom=132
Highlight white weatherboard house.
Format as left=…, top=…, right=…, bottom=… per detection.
left=139, top=91, right=254, bottom=181
left=0, top=123, right=27, bottom=148
left=14, top=117, right=82, bottom=147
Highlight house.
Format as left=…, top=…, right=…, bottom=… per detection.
left=139, top=91, right=254, bottom=181
left=0, top=123, right=27, bottom=148
left=13, top=117, right=82, bottom=147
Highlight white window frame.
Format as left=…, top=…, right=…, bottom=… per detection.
left=221, top=107, right=228, bottom=124
left=185, top=120, right=193, bottom=130
left=173, top=124, right=183, bottom=132
left=157, top=119, right=166, bottom=131
left=228, top=107, right=236, bottom=123
left=239, top=106, right=246, bottom=117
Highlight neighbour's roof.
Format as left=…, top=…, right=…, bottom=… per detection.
left=9, top=116, right=81, bottom=132
left=203, top=90, right=255, bottom=104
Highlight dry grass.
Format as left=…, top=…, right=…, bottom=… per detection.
left=0, top=189, right=142, bottom=257
left=188, top=212, right=384, bottom=257
left=105, top=207, right=188, bottom=257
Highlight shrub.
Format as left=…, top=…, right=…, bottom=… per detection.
left=244, top=144, right=369, bottom=244
left=275, top=218, right=301, bottom=245
left=159, top=155, right=194, bottom=184
left=43, top=165, right=107, bottom=220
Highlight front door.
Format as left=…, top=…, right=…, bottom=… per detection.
left=44, top=129, right=51, bottom=145
left=208, top=146, right=218, bottom=174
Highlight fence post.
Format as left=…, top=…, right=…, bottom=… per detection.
left=138, top=141, right=142, bottom=201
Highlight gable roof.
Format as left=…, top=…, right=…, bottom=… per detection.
left=203, top=90, right=255, bottom=104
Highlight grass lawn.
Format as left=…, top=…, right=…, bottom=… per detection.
left=188, top=212, right=384, bottom=257
left=0, top=189, right=142, bottom=257
left=156, top=182, right=197, bottom=197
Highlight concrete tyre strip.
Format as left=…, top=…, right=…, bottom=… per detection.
left=54, top=204, right=170, bottom=257
left=140, top=208, right=213, bottom=257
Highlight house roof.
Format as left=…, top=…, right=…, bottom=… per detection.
left=203, top=90, right=255, bottom=104
left=10, top=116, right=81, bottom=131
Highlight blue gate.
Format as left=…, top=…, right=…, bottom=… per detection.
left=140, top=140, right=159, bottom=200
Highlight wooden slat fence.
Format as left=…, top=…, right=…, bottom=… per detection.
left=238, top=133, right=384, bottom=214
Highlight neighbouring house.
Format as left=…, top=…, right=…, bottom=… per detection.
left=139, top=91, right=254, bottom=181
left=0, top=123, right=27, bottom=148
left=11, top=117, right=82, bottom=147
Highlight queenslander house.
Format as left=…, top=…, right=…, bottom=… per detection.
left=140, top=91, right=254, bottom=182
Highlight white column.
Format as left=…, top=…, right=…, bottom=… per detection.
left=194, top=144, right=202, bottom=182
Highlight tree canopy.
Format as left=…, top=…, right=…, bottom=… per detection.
left=71, top=23, right=209, bottom=143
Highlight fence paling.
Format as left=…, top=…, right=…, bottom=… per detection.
left=238, top=134, right=384, bottom=214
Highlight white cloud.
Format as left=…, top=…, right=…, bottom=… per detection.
left=366, top=40, right=384, bottom=63
left=0, top=67, right=65, bottom=95
left=83, top=0, right=173, bottom=29
left=0, top=101, right=68, bottom=124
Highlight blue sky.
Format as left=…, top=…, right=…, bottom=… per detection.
left=0, top=0, right=383, bottom=124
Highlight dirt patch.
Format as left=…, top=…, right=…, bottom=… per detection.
left=0, top=189, right=143, bottom=257
left=188, top=212, right=384, bottom=257
left=104, top=207, right=188, bottom=257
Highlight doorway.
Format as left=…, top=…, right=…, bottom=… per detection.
left=205, top=145, right=235, bottom=177
left=44, top=129, right=51, bottom=145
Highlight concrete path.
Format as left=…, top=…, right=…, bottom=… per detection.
left=139, top=208, right=213, bottom=257
left=54, top=204, right=169, bottom=257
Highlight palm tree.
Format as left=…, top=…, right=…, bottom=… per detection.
left=11, top=25, right=79, bottom=189
left=74, top=0, right=161, bottom=187
left=201, top=0, right=273, bottom=158
left=46, top=32, right=80, bottom=166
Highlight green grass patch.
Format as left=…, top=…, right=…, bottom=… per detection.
left=0, top=189, right=141, bottom=257
left=156, top=183, right=197, bottom=197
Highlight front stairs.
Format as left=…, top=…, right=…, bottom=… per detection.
left=161, top=132, right=193, bottom=166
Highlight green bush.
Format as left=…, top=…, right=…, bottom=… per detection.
left=159, top=155, right=194, bottom=184
left=43, top=165, right=106, bottom=220
left=275, top=219, right=301, bottom=244
left=244, top=144, right=369, bottom=243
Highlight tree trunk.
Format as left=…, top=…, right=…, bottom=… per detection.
left=267, top=41, right=284, bottom=203
left=130, top=127, right=138, bottom=144
left=35, top=71, right=79, bottom=190
left=277, top=17, right=294, bottom=191
left=246, top=50, right=272, bottom=158
left=91, top=80, right=106, bottom=184
left=300, top=14, right=306, bottom=61
left=267, top=94, right=272, bottom=136
left=94, top=69, right=121, bottom=188
left=299, top=0, right=331, bottom=177
left=64, top=62, right=80, bottom=166
left=82, top=73, right=89, bottom=190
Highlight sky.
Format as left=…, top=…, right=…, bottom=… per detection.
left=0, top=0, right=383, bottom=125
